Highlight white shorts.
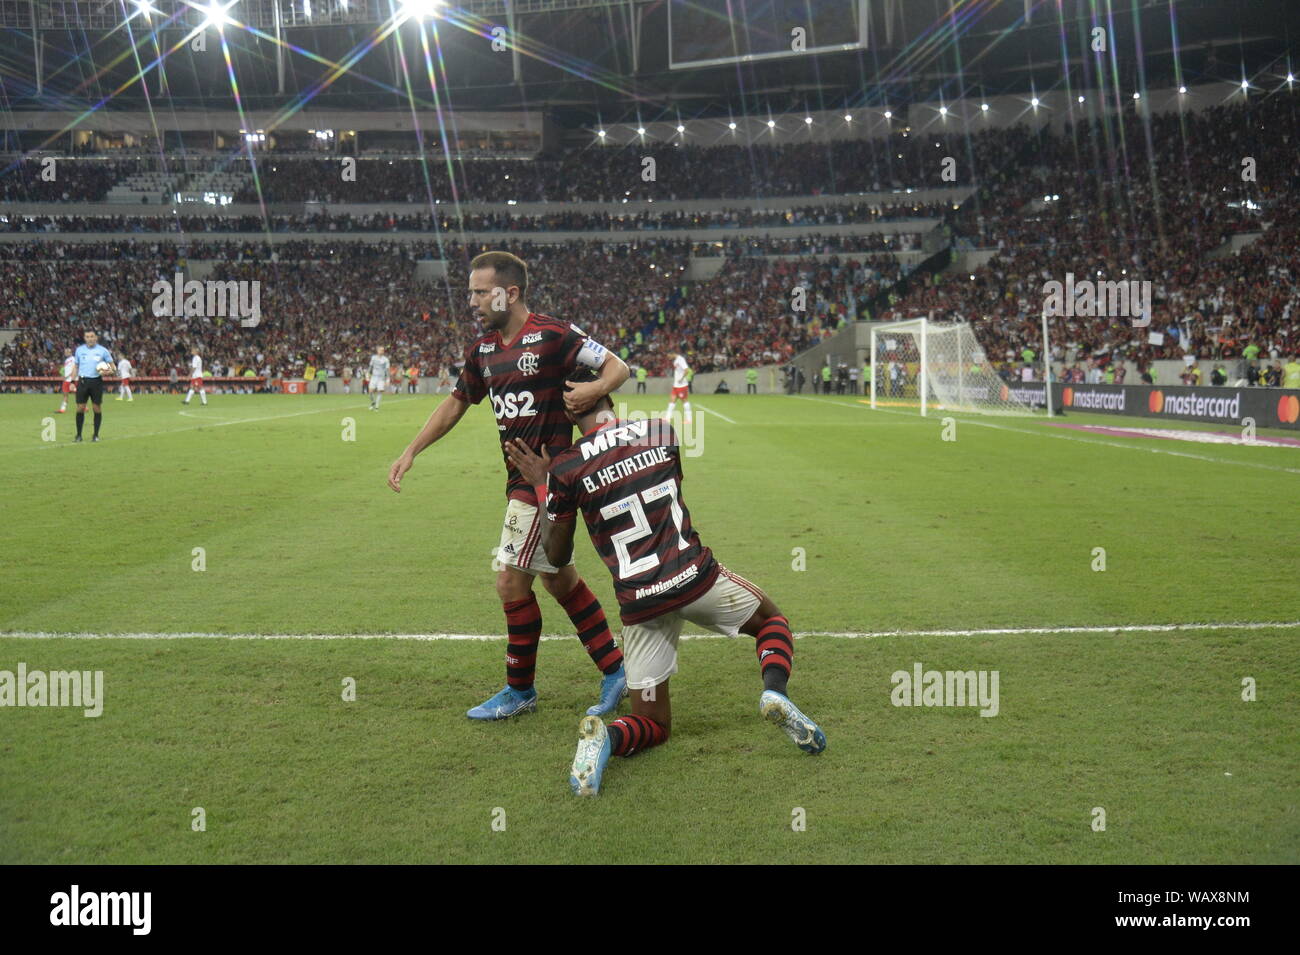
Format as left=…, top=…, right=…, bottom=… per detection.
left=621, top=567, right=764, bottom=690
left=495, top=498, right=573, bottom=576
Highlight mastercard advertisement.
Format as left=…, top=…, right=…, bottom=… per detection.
left=1054, top=384, right=1300, bottom=429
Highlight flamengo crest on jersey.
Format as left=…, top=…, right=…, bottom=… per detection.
left=546, top=418, right=719, bottom=624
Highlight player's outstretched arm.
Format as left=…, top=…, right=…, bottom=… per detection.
left=388, top=395, right=470, bottom=493
left=565, top=354, right=629, bottom=413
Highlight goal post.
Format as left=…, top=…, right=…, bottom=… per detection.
left=870, top=318, right=1040, bottom=416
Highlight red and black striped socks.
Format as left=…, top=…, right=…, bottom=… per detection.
left=560, top=579, right=624, bottom=675
left=607, top=714, right=668, bottom=756
left=503, top=594, right=542, bottom=691
left=755, top=615, right=793, bottom=694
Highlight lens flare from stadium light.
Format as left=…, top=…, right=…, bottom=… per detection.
left=728, top=122, right=737, bottom=130
left=1132, top=91, right=1140, bottom=100
left=883, top=110, right=892, bottom=119
left=1077, top=95, right=1085, bottom=103
left=399, top=0, right=446, bottom=21
left=938, top=106, right=948, bottom=116
left=133, top=0, right=157, bottom=17
left=636, top=126, right=646, bottom=135
left=1031, top=97, right=1040, bottom=108
left=980, top=103, right=989, bottom=112
left=767, top=119, right=775, bottom=128
left=804, top=116, right=812, bottom=124
left=1179, top=85, right=1188, bottom=94
left=202, top=0, right=237, bottom=31
left=844, top=114, right=852, bottom=122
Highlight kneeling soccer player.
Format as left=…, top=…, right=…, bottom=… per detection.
left=505, top=371, right=825, bottom=797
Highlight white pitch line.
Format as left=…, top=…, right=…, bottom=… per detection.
left=2, top=621, right=1295, bottom=641
left=693, top=403, right=737, bottom=424
left=21, top=397, right=421, bottom=452
left=843, top=400, right=1300, bottom=476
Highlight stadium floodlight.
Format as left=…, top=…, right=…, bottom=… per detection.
left=767, top=120, right=775, bottom=128
left=1288, top=73, right=1295, bottom=85
left=133, top=0, right=156, bottom=17
left=1077, top=95, right=1085, bottom=103
left=596, top=129, right=606, bottom=138
left=636, top=126, right=646, bottom=135
left=883, top=110, right=892, bottom=119
left=727, top=122, right=736, bottom=130
left=980, top=103, right=989, bottom=112
left=202, top=0, right=237, bottom=30
left=1179, top=85, right=1188, bottom=94
left=1132, top=91, right=1140, bottom=99
left=938, top=106, right=948, bottom=116
left=676, top=124, right=685, bottom=133
left=399, top=0, right=445, bottom=20
left=1030, top=97, right=1040, bottom=107
left=804, top=116, right=812, bottom=124
left=844, top=114, right=852, bottom=122
left=1240, top=79, right=1249, bottom=91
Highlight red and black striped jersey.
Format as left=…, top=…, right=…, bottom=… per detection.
left=453, top=312, right=611, bottom=502
left=546, top=418, right=720, bottom=624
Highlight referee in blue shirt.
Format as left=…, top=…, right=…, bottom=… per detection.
left=73, top=330, right=113, bottom=443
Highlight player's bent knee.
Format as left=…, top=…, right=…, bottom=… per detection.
left=538, top=565, right=578, bottom=598
left=495, top=569, right=534, bottom=603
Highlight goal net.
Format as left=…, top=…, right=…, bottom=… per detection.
left=870, top=319, right=1041, bottom=416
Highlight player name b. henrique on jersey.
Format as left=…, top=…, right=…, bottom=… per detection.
left=546, top=418, right=719, bottom=624
left=454, top=312, right=610, bottom=502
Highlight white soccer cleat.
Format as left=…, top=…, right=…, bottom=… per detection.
left=569, top=715, right=612, bottom=796
left=760, top=690, right=826, bottom=754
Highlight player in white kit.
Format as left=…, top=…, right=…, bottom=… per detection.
left=183, top=351, right=208, bottom=405
left=368, top=346, right=391, bottom=410
left=664, top=353, right=692, bottom=424
left=115, top=356, right=135, bottom=401
left=57, top=351, right=76, bottom=413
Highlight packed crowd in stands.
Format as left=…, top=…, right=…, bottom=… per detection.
left=0, top=238, right=861, bottom=385
left=3, top=93, right=1298, bottom=385
left=883, top=93, right=1300, bottom=368
left=0, top=199, right=950, bottom=235
left=0, top=157, right=143, bottom=203
left=0, top=231, right=917, bottom=263
left=0, top=129, right=1019, bottom=203
left=229, top=133, right=1020, bottom=203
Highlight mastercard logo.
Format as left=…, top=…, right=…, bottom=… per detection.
left=1062, top=387, right=1074, bottom=406
left=1278, top=394, right=1300, bottom=424
left=1149, top=390, right=1164, bottom=413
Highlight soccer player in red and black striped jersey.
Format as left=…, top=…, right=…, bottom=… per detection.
left=505, top=369, right=826, bottom=796
left=387, top=251, right=630, bottom=720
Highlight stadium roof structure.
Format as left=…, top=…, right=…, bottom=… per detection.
left=0, top=0, right=1294, bottom=128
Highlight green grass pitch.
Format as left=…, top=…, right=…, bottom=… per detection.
left=1, top=392, right=1296, bottom=864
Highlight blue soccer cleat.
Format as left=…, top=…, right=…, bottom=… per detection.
left=569, top=715, right=612, bottom=796
left=760, top=690, right=826, bottom=754
left=466, top=684, right=537, bottom=721
left=586, top=665, right=628, bottom=716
